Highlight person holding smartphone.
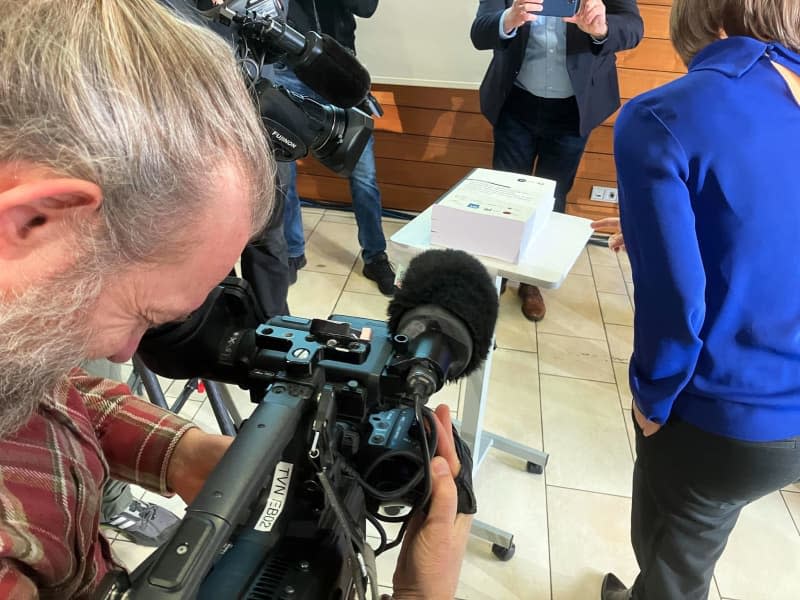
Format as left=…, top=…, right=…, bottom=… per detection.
left=471, top=0, right=642, bottom=322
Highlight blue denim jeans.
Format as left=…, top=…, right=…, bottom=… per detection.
left=272, top=67, right=387, bottom=262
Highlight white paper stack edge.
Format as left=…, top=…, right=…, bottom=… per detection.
left=430, top=168, right=556, bottom=263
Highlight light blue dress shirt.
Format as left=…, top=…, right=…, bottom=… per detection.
left=499, top=12, right=573, bottom=98
left=499, top=11, right=608, bottom=99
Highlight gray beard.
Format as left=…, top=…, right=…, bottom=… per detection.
left=0, top=270, right=102, bottom=438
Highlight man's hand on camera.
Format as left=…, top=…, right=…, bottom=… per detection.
left=564, top=0, right=609, bottom=39
left=166, top=428, right=233, bottom=503
left=391, top=405, right=472, bottom=600
left=503, top=0, right=543, bottom=35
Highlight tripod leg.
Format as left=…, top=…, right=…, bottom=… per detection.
left=132, top=355, right=169, bottom=410
left=169, top=379, right=200, bottom=415
left=126, top=370, right=144, bottom=396
left=211, top=382, right=243, bottom=428
left=204, top=381, right=237, bottom=436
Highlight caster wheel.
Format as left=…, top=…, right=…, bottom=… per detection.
left=491, top=542, right=516, bottom=561
left=526, top=461, right=544, bottom=475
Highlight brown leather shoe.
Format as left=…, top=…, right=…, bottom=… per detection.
left=518, top=283, right=546, bottom=321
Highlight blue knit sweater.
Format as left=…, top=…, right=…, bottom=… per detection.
left=616, top=36, right=800, bottom=442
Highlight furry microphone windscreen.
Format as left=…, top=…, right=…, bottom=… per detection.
left=292, top=34, right=371, bottom=108
left=387, top=249, right=499, bottom=376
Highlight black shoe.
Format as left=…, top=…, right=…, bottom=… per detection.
left=288, top=254, right=307, bottom=285
left=363, top=253, right=397, bottom=296
left=600, top=573, right=632, bottom=600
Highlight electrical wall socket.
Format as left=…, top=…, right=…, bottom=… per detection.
left=591, top=186, right=618, bottom=203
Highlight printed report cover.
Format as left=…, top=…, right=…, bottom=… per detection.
left=431, top=168, right=556, bottom=263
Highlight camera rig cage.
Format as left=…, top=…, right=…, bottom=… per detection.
left=95, top=274, right=480, bottom=600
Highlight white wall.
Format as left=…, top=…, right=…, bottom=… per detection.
left=355, top=0, right=492, bottom=90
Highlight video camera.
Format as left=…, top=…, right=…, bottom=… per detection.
left=166, top=0, right=378, bottom=175
left=95, top=249, right=499, bottom=599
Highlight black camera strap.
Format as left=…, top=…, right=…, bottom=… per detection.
left=317, top=469, right=379, bottom=600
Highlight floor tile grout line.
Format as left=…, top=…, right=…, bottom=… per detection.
left=534, top=325, right=555, bottom=600
left=495, top=343, right=538, bottom=356
left=537, top=328, right=630, bottom=344
left=539, top=371, right=616, bottom=386
left=711, top=575, right=724, bottom=600
left=302, top=208, right=325, bottom=240
left=340, top=288, right=390, bottom=301
left=332, top=255, right=362, bottom=321
left=780, top=490, right=800, bottom=536
left=537, top=329, right=609, bottom=343
left=545, top=483, right=633, bottom=502
left=590, top=247, right=636, bottom=465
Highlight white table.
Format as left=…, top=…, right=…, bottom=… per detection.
left=390, top=207, right=592, bottom=559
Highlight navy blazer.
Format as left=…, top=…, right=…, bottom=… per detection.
left=470, top=0, right=643, bottom=136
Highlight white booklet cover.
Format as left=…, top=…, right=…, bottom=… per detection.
left=431, top=168, right=556, bottom=263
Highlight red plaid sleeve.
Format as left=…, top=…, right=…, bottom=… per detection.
left=0, top=559, right=38, bottom=599
left=69, top=370, right=197, bottom=495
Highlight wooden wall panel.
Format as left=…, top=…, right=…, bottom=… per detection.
left=640, top=5, right=672, bottom=39
left=371, top=87, right=481, bottom=113
left=299, top=156, right=470, bottom=191
left=618, top=67, right=681, bottom=98
left=376, top=104, right=492, bottom=141
left=586, top=126, right=614, bottom=155
left=297, top=0, right=678, bottom=222
left=617, top=38, right=685, bottom=73
left=576, top=152, right=617, bottom=181
left=372, top=131, right=492, bottom=167
left=297, top=175, right=441, bottom=212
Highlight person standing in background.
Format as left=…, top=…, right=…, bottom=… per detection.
left=274, top=0, right=398, bottom=296
left=471, top=0, right=642, bottom=322
left=202, top=0, right=293, bottom=317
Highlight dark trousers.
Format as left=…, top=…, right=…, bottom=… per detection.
left=492, top=86, right=588, bottom=214
left=240, top=162, right=291, bottom=317
left=631, top=415, right=800, bottom=600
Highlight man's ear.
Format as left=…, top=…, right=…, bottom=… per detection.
left=0, top=177, right=103, bottom=259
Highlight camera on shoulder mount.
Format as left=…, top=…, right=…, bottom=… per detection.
left=209, top=0, right=378, bottom=175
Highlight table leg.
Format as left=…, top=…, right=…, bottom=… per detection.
left=454, top=276, right=550, bottom=558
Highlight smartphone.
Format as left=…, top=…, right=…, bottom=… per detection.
left=537, top=0, right=581, bottom=18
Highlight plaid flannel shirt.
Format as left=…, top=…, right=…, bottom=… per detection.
left=0, top=370, right=195, bottom=599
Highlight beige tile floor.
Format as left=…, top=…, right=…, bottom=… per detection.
left=112, top=208, right=800, bottom=600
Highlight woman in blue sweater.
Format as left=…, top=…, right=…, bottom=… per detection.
left=600, top=1, right=800, bottom=599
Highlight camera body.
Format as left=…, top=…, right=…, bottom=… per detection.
left=120, top=279, right=443, bottom=598
left=224, top=0, right=287, bottom=21
left=162, top=0, right=375, bottom=175
left=192, top=314, right=431, bottom=599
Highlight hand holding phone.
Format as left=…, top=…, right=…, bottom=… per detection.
left=502, top=0, right=543, bottom=35
left=563, top=0, right=608, bottom=39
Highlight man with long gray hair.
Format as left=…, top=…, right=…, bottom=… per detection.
left=0, top=1, right=470, bottom=597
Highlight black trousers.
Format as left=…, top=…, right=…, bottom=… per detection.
left=492, top=86, right=589, bottom=214
left=631, top=415, right=800, bottom=599
left=240, top=162, right=291, bottom=317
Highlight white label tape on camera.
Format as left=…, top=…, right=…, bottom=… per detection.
left=254, top=461, right=294, bottom=532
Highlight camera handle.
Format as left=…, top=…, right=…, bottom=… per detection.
left=124, top=380, right=316, bottom=599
